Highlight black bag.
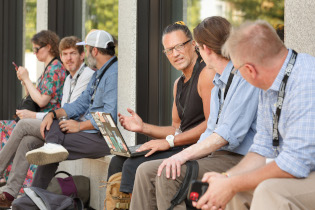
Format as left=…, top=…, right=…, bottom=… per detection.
left=12, top=187, right=83, bottom=210
left=15, top=95, right=40, bottom=121
left=167, top=160, right=199, bottom=210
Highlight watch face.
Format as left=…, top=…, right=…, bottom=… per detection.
left=166, top=135, right=174, bottom=141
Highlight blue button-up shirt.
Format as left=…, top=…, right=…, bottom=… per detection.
left=249, top=49, right=315, bottom=178
left=63, top=56, right=118, bottom=133
left=198, top=61, right=260, bottom=155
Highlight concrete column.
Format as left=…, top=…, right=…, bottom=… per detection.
left=285, top=0, right=315, bottom=56
left=35, top=0, right=48, bottom=78
left=36, top=0, right=48, bottom=31
left=117, top=0, right=137, bottom=145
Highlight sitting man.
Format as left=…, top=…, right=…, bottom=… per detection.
left=193, top=21, right=315, bottom=210
left=25, top=30, right=118, bottom=191
left=106, top=21, right=215, bottom=195
left=0, top=35, right=94, bottom=208
left=130, top=16, right=260, bottom=210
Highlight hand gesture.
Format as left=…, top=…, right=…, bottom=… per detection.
left=136, top=139, right=170, bottom=157
left=59, top=120, right=80, bottom=133
left=17, top=66, right=30, bottom=81
left=40, top=113, right=54, bottom=138
left=157, top=153, right=187, bottom=179
left=118, top=108, right=143, bottom=133
left=16, top=109, right=36, bottom=119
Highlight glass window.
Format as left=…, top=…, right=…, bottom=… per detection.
left=84, top=0, right=118, bottom=40
left=25, top=0, right=37, bottom=85
left=185, top=0, right=284, bottom=32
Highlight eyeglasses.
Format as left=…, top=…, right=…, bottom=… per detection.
left=33, top=45, right=46, bottom=54
left=163, top=39, right=191, bottom=55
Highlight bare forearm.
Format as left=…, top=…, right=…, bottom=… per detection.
left=230, top=161, right=295, bottom=193
left=227, top=152, right=266, bottom=176
left=24, top=78, right=49, bottom=107
left=22, top=82, right=29, bottom=95
left=78, top=120, right=95, bottom=131
left=174, top=121, right=207, bottom=146
left=180, top=132, right=228, bottom=161
left=141, top=123, right=176, bottom=139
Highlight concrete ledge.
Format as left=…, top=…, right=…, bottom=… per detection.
left=57, top=155, right=113, bottom=209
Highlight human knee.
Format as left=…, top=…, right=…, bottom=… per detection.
left=254, top=179, right=278, bottom=198
left=20, top=136, right=43, bottom=151
left=136, top=161, right=152, bottom=177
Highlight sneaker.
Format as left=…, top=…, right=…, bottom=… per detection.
left=0, top=193, right=12, bottom=209
left=26, top=143, right=69, bottom=165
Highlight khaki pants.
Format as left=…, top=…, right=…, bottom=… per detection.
left=227, top=171, right=315, bottom=210
left=0, top=119, right=44, bottom=197
left=130, top=151, right=243, bottom=210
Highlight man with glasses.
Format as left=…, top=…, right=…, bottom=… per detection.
left=130, top=16, right=260, bottom=210
left=24, top=30, right=117, bottom=191
left=106, top=21, right=215, bottom=196
left=193, top=21, right=315, bottom=210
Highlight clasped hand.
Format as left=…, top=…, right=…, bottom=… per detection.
left=192, top=172, right=235, bottom=210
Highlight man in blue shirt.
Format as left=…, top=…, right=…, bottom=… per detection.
left=25, top=30, right=118, bottom=189
left=193, top=21, right=315, bottom=210
left=130, top=17, right=260, bottom=210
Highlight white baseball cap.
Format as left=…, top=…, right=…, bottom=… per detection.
left=76, top=30, right=114, bottom=49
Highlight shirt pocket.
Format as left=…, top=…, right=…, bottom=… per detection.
left=92, top=88, right=105, bottom=108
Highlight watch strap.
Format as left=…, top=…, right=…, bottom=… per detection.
left=49, top=110, right=57, bottom=119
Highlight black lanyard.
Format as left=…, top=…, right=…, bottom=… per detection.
left=37, top=57, right=59, bottom=87
left=272, top=50, right=297, bottom=154
left=216, top=67, right=235, bottom=124
left=67, top=64, right=86, bottom=103
left=90, top=57, right=118, bottom=105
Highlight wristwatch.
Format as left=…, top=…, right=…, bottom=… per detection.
left=166, top=135, right=175, bottom=148
left=48, top=110, right=57, bottom=119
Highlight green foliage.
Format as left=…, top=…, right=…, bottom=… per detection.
left=220, top=0, right=284, bottom=26
left=25, top=0, right=37, bottom=52
left=85, top=0, right=119, bottom=40
left=186, top=0, right=201, bottom=33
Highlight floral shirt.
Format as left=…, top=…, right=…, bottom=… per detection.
left=36, top=59, right=66, bottom=112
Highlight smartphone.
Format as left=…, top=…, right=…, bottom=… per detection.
left=187, top=180, right=209, bottom=202
left=12, top=62, right=18, bottom=71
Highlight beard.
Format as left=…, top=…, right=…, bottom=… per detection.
left=87, top=53, right=97, bottom=70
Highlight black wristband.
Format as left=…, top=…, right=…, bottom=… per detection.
left=49, top=110, right=57, bottom=119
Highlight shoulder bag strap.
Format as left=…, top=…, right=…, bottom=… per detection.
left=167, top=160, right=199, bottom=210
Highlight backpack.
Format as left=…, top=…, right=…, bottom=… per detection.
left=11, top=187, right=84, bottom=210
left=46, top=171, right=90, bottom=207
left=101, top=172, right=131, bottom=210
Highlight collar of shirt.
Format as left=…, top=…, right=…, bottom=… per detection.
left=95, top=56, right=117, bottom=78
left=213, top=60, right=234, bottom=89
left=268, top=49, right=292, bottom=92
left=70, top=62, right=86, bottom=80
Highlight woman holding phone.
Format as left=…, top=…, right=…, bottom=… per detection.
left=15, top=30, right=66, bottom=119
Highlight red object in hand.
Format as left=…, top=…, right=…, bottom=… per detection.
left=189, top=192, right=199, bottom=201
left=12, top=62, right=18, bottom=71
